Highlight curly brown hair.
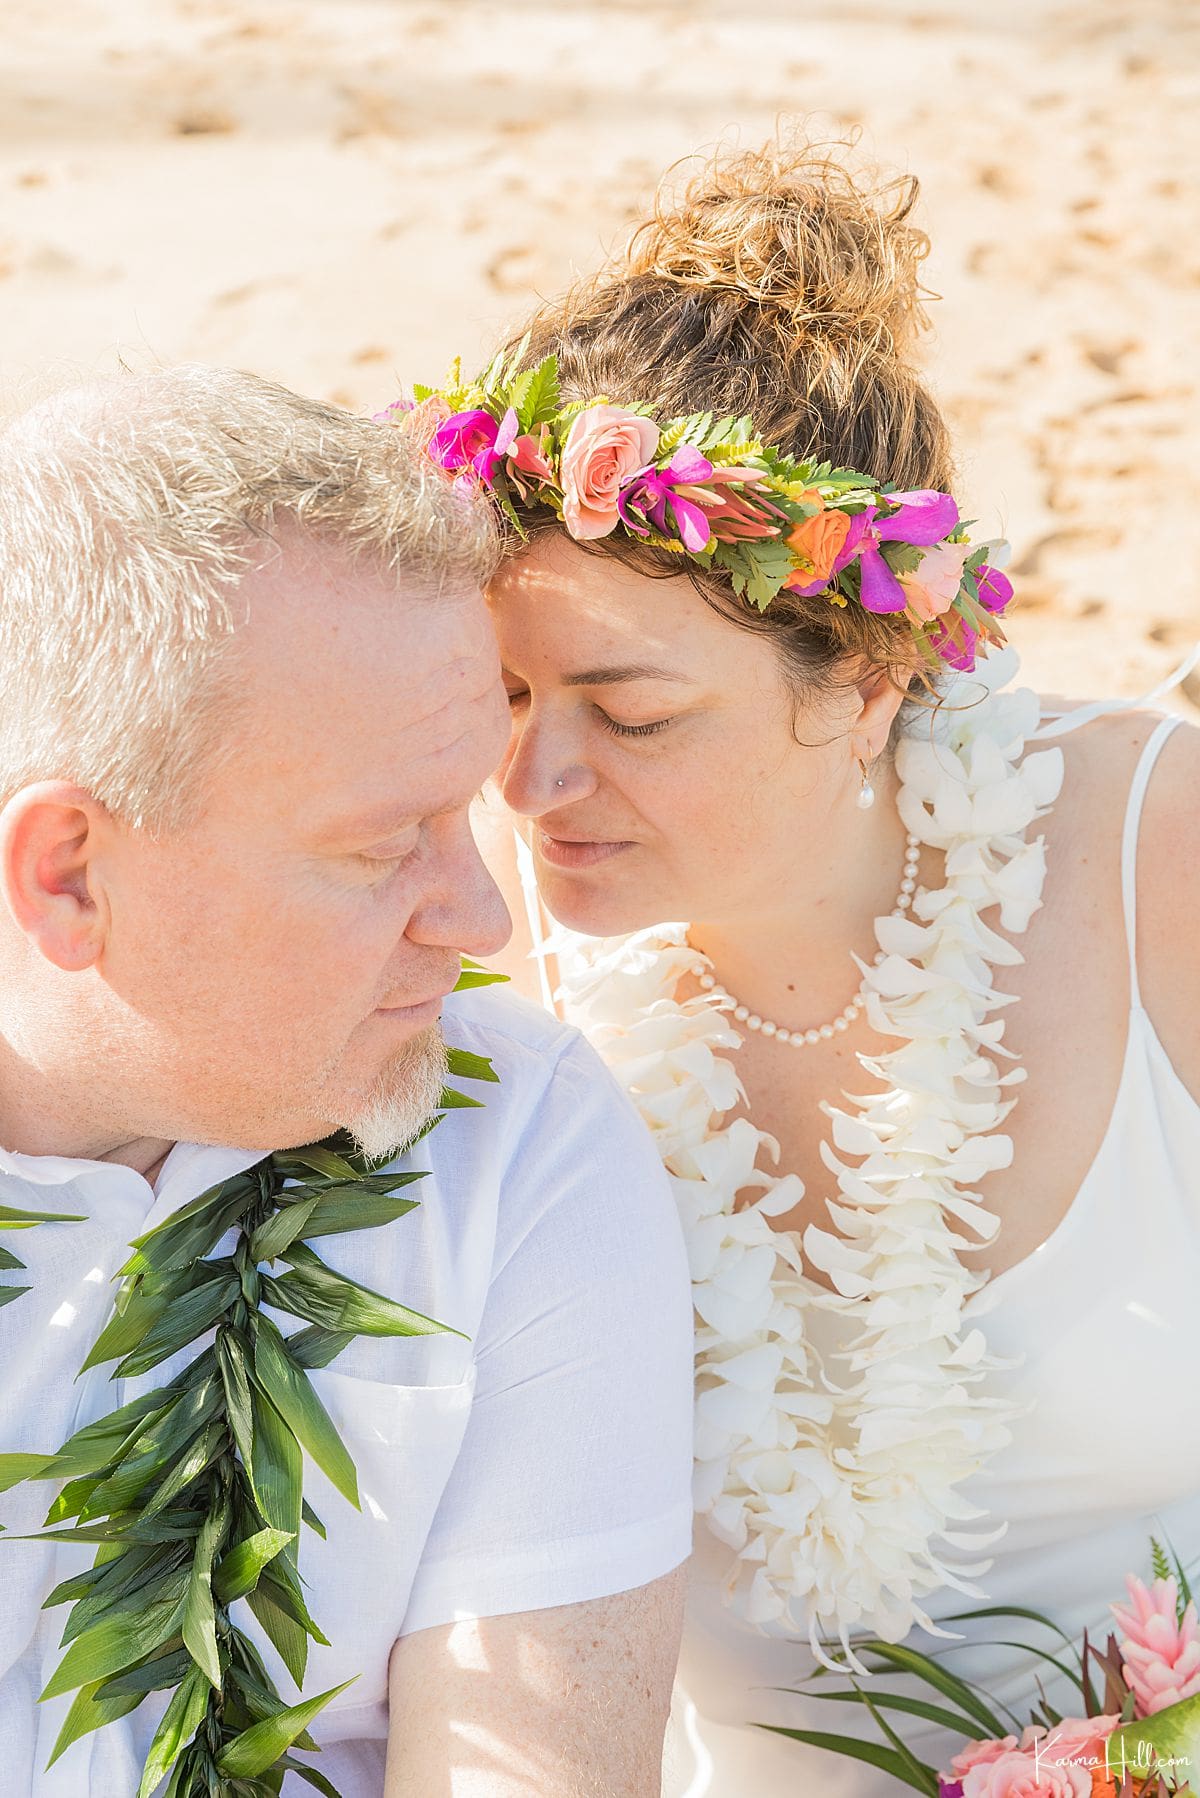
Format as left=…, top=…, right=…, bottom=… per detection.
left=503, top=131, right=956, bottom=703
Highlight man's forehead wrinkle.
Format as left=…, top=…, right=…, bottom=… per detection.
left=401, top=645, right=500, bottom=730
left=318, top=698, right=506, bottom=844
left=386, top=677, right=507, bottom=792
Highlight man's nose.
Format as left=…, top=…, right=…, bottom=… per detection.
left=408, top=818, right=513, bottom=959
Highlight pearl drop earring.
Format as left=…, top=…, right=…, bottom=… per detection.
left=856, top=757, right=876, bottom=811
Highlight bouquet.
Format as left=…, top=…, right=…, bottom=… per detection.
left=767, top=1540, right=1200, bottom=1796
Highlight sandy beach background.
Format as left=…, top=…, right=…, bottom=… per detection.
left=1, top=0, right=1196, bottom=711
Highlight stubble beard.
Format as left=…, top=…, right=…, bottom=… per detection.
left=341, top=1022, right=449, bottom=1163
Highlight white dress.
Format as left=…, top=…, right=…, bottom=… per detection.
left=523, top=691, right=1200, bottom=1797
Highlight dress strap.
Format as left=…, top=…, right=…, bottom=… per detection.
left=513, top=828, right=557, bottom=1013
left=1122, top=716, right=1184, bottom=1007
left=1032, top=640, right=1200, bottom=739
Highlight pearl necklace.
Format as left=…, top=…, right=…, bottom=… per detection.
left=689, top=828, right=921, bottom=1047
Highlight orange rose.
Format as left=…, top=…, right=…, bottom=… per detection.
left=786, top=501, right=853, bottom=585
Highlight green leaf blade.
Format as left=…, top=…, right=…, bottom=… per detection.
left=249, top=1387, right=302, bottom=1538
left=755, top=1726, right=937, bottom=1794
left=251, top=1323, right=359, bottom=1508
left=135, top=1664, right=211, bottom=1798
left=0, top=1451, right=57, bottom=1492
left=181, top=1507, right=226, bottom=1689
left=214, top=1528, right=295, bottom=1605
left=855, top=1642, right=1009, bottom=1739
left=39, top=1592, right=186, bottom=1700
left=45, top=1677, right=145, bottom=1768
left=112, top=1274, right=239, bottom=1380
left=217, top=1679, right=357, bottom=1779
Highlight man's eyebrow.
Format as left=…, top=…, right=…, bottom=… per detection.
left=560, top=664, right=694, bottom=687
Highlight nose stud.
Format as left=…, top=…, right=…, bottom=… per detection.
left=556, top=778, right=565, bottom=788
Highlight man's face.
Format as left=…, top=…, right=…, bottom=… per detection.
left=94, top=531, right=512, bottom=1153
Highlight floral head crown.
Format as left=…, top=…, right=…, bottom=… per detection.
left=379, top=342, right=1013, bottom=673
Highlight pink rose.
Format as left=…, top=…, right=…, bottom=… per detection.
left=1021, top=1717, right=1121, bottom=1768
left=951, top=1737, right=1021, bottom=1777
left=963, top=1748, right=1093, bottom=1798
left=897, top=540, right=974, bottom=622
left=559, top=404, right=660, bottom=540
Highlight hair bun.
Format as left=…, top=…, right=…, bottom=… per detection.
left=619, top=133, right=933, bottom=362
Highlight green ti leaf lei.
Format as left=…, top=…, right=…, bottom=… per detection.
left=0, top=959, right=507, bottom=1796
left=0, top=1203, right=87, bottom=1309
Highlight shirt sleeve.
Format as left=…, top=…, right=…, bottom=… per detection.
left=399, top=1030, right=695, bottom=1635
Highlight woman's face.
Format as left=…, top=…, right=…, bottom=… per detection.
left=486, top=533, right=864, bottom=938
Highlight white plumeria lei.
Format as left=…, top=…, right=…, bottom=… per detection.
left=550, top=651, right=1065, bottom=1672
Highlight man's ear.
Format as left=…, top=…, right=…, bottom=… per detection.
left=0, top=783, right=112, bottom=972
left=849, top=662, right=910, bottom=765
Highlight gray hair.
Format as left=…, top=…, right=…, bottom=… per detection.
left=0, top=364, right=498, bottom=832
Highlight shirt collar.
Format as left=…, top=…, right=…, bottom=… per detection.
left=0, top=1137, right=267, bottom=1228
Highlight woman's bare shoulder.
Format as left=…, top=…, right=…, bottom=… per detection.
left=1042, top=698, right=1200, bottom=1093
left=1036, top=696, right=1197, bottom=801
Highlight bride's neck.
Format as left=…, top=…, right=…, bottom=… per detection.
left=686, top=762, right=913, bottom=1024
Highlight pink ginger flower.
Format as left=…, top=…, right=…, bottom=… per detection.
left=674, top=464, right=790, bottom=543
left=1111, top=1574, right=1200, bottom=1717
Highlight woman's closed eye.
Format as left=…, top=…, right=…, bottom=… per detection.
left=598, top=709, right=673, bottom=739
left=504, top=686, right=672, bottom=739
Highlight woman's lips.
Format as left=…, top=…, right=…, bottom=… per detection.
left=536, top=831, right=632, bottom=870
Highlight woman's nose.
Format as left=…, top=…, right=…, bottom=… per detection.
left=499, top=715, right=596, bottom=818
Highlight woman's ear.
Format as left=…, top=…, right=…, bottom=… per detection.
left=849, top=662, right=910, bottom=765
left=0, top=783, right=112, bottom=971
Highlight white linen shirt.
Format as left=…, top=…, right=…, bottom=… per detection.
left=0, top=986, right=694, bottom=1797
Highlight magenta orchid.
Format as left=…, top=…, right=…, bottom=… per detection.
left=617, top=445, right=720, bottom=551
left=977, top=564, right=1015, bottom=615
left=430, top=406, right=518, bottom=487
left=927, top=612, right=980, bottom=671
